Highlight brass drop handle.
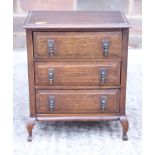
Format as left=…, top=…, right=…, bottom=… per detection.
left=100, top=68, right=106, bottom=84
left=48, top=96, right=55, bottom=111
left=48, top=68, right=54, bottom=85
left=103, top=40, right=109, bottom=56
left=48, top=40, right=55, bottom=56
left=100, top=96, right=107, bottom=111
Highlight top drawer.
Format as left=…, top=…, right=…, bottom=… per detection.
left=33, top=31, right=122, bottom=59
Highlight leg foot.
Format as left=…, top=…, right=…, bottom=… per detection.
left=119, top=115, right=129, bottom=141
left=27, top=118, right=36, bottom=142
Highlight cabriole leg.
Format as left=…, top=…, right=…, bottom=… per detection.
left=119, top=115, right=129, bottom=141
left=27, top=118, right=36, bottom=142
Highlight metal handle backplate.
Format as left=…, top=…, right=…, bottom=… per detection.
left=100, top=96, right=107, bottom=111
left=48, top=40, right=54, bottom=56
left=48, top=68, right=54, bottom=85
left=103, top=40, right=109, bottom=56
left=100, top=68, right=106, bottom=84
left=49, top=96, right=55, bottom=111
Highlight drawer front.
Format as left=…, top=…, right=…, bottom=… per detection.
left=35, top=61, right=120, bottom=86
left=36, top=89, right=120, bottom=114
left=33, top=31, right=122, bottom=59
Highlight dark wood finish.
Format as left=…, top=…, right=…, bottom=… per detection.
left=23, top=11, right=130, bottom=29
left=33, top=31, right=122, bottom=59
left=119, top=115, right=129, bottom=140
left=120, top=28, right=129, bottom=114
left=35, top=61, right=121, bottom=86
left=24, top=11, right=130, bottom=141
left=26, top=30, right=36, bottom=117
left=34, top=57, right=121, bottom=62
left=36, top=89, right=120, bottom=114
left=118, top=29, right=129, bottom=140
left=35, top=85, right=121, bottom=90
left=36, top=113, right=121, bottom=117
left=36, top=116, right=120, bottom=122
left=27, top=118, right=36, bottom=142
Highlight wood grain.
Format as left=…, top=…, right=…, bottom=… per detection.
left=26, top=29, right=36, bottom=117
left=120, top=28, right=129, bottom=114
left=36, top=89, right=120, bottom=114
left=36, top=115, right=120, bottom=122
left=23, top=11, right=131, bottom=29
left=34, top=85, right=121, bottom=90
left=33, top=31, right=122, bottom=59
left=36, top=113, right=121, bottom=117
left=35, top=61, right=121, bottom=86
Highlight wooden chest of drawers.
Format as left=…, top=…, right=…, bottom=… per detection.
left=23, top=11, right=130, bottom=141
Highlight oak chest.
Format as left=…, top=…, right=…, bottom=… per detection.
left=23, top=11, right=130, bottom=141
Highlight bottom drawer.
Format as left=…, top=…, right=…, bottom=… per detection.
left=36, top=89, right=120, bottom=114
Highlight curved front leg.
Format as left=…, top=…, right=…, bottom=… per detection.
left=27, top=118, right=36, bottom=142
left=119, top=115, right=129, bottom=141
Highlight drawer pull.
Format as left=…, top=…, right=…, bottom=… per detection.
left=48, top=96, right=55, bottom=111
left=103, top=40, right=109, bottom=56
left=100, top=96, right=107, bottom=111
left=48, top=40, right=54, bottom=56
left=100, top=68, right=106, bottom=84
left=48, top=68, right=54, bottom=85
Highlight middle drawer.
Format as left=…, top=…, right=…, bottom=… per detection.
left=35, top=61, right=120, bottom=86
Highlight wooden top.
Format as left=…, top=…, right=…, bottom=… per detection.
left=23, top=11, right=130, bottom=29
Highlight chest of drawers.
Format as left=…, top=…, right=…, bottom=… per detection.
left=23, top=11, right=130, bottom=141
